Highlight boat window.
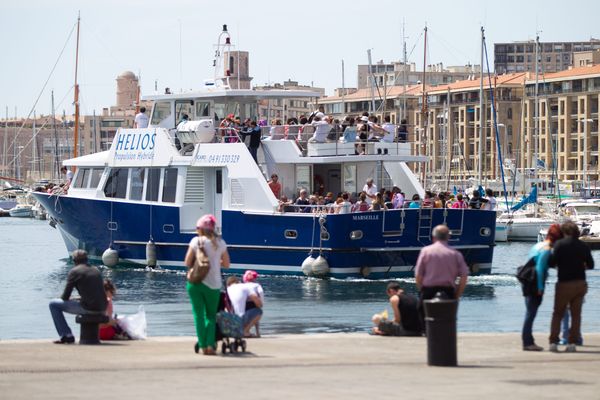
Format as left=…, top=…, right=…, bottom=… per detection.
left=150, top=101, right=172, bottom=126
left=350, top=230, right=363, bottom=240
left=216, top=169, right=222, bottom=194
left=175, top=101, right=194, bottom=125
left=129, top=168, right=145, bottom=201
left=213, top=102, right=239, bottom=122
left=195, top=102, right=210, bottom=118
left=284, top=230, right=298, bottom=239
left=146, top=168, right=161, bottom=202
left=103, top=168, right=129, bottom=199
left=89, top=168, right=103, bottom=189
left=73, top=168, right=89, bottom=188
left=162, top=168, right=178, bottom=203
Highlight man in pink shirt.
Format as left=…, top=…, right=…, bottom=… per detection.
left=415, top=224, right=469, bottom=305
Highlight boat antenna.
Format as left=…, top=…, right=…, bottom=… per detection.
left=73, top=11, right=81, bottom=161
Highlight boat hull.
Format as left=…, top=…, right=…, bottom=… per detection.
left=33, top=193, right=496, bottom=278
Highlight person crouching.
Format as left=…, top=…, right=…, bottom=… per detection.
left=226, top=276, right=263, bottom=338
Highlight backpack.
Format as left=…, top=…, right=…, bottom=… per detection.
left=516, top=257, right=538, bottom=297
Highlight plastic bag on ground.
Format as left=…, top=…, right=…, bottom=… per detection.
left=117, top=305, right=147, bottom=340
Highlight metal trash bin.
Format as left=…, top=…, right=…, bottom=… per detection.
left=423, top=294, right=458, bottom=366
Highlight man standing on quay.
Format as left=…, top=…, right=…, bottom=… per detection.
left=414, top=225, right=469, bottom=323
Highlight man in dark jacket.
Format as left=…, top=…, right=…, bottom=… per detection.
left=548, top=221, right=594, bottom=352
left=49, top=250, right=107, bottom=344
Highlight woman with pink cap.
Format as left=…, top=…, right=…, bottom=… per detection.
left=184, top=214, right=230, bottom=355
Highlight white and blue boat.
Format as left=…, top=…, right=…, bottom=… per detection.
left=32, top=88, right=496, bottom=278
left=32, top=27, right=496, bottom=279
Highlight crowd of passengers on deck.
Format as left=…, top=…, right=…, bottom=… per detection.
left=266, top=175, right=498, bottom=214
left=212, top=108, right=409, bottom=154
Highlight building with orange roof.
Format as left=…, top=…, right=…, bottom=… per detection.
left=521, top=64, right=600, bottom=185
left=412, top=73, right=526, bottom=184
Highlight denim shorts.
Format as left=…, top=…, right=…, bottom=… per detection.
left=242, top=307, right=263, bottom=328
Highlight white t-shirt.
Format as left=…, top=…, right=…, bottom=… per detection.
left=381, top=123, right=396, bottom=143
left=311, top=121, right=331, bottom=142
left=485, top=196, right=497, bottom=211
left=189, top=236, right=227, bottom=290
left=227, top=282, right=263, bottom=317
left=339, top=200, right=352, bottom=214
left=363, top=183, right=378, bottom=203
left=66, top=170, right=74, bottom=182
left=135, top=112, right=149, bottom=129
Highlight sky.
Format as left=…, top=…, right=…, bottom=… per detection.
left=1, top=0, right=599, bottom=119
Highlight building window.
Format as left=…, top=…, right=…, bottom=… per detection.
left=104, top=168, right=129, bottom=199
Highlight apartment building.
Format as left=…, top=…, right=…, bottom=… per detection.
left=521, top=65, right=600, bottom=183
left=318, top=84, right=422, bottom=128
left=358, top=61, right=480, bottom=90
left=495, top=39, right=600, bottom=74
left=413, top=73, right=526, bottom=183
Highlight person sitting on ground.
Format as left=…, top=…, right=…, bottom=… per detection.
left=226, top=276, right=263, bottom=338
left=352, top=192, right=370, bottom=212
left=295, top=189, right=310, bottom=213
left=49, top=250, right=107, bottom=344
left=451, top=193, right=468, bottom=209
left=242, top=270, right=264, bottom=337
left=98, top=279, right=129, bottom=340
left=372, top=282, right=423, bottom=336
left=409, top=194, right=421, bottom=208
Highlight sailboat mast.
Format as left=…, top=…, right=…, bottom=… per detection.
left=341, top=59, right=346, bottom=117
left=32, top=110, right=37, bottom=181
left=73, top=12, right=81, bottom=160
left=52, top=91, right=60, bottom=180
left=367, top=49, right=376, bottom=113
left=534, top=35, right=539, bottom=179
left=402, top=20, right=407, bottom=121
left=421, top=25, right=428, bottom=185
left=478, top=27, right=484, bottom=183
left=3, top=107, right=7, bottom=177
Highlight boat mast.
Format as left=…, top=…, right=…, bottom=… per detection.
left=73, top=12, right=81, bottom=160
left=533, top=34, right=539, bottom=183
left=52, top=91, right=60, bottom=180
left=32, top=110, right=37, bottom=181
left=478, top=27, right=484, bottom=184
left=341, top=59, right=346, bottom=118
left=421, top=25, right=428, bottom=185
left=402, top=20, right=407, bottom=121
left=367, top=49, right=376, bottom=113
left=3, top=107, right=7, bottom=177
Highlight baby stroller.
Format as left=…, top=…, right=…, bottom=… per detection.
left=216, top=291, right=247, bottom=354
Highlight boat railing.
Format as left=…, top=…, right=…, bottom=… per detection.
left=205, top=124, right=417, bottom=157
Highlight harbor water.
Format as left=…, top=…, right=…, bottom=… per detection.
left=1, top=217, right=599, bottom=340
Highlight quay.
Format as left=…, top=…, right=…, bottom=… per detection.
left=1, top=333, right=599, bottom=399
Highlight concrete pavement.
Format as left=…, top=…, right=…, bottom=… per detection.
left=1, top=333, right=599, bottom=399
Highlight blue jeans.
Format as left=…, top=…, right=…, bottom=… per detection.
left=522, top=295, right=543, bottom=346
left=242, top=307, right=263, bottom=330
left=49, top=299, right=96, bottom=338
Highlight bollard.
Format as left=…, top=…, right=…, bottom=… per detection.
left=76, top=314, right=109, bottom=345
left=423, top=293, right=458, bottom=366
